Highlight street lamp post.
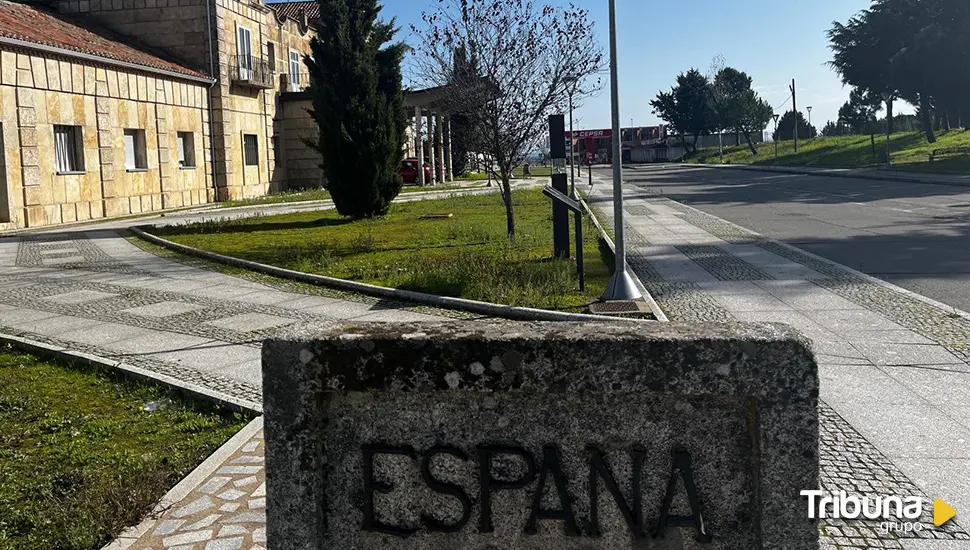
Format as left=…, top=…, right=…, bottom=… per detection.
left=603, top=0, right=640, bottom=301
left=805, top=105, right=812, bottom=139
left=772, top=113, right=780, bottom=161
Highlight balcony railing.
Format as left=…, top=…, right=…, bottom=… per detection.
left=229, top=55, right=276, bottom=89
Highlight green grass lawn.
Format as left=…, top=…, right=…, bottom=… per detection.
left=0, top=349, right=247, bottom=550
left=149, top=188, right=613, bottom=312
left=688, top=129, right=970, bottom=174
left=218, top=183, right=488, bottom=209
left=512, top=165, right=553, bottom=177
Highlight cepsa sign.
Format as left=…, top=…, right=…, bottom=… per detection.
left=565, top=129, right=613, bottom=139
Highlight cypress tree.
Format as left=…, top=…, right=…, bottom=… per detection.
left=306, top=0, right=407, bottom=218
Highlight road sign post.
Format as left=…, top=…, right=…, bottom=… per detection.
left=549, top=115, right=570, bottom=259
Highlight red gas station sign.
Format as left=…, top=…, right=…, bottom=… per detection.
left=565, top=129, right=613, bottom=139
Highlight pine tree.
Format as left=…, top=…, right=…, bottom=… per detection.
left=306, top=0, right=407, bottom=218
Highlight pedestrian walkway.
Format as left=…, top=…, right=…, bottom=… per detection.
left=589, top=175, right=970, bottom=548
left=5, top=183, right=970, bottom=549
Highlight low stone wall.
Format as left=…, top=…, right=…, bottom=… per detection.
left=262, top=321, right=820, bottom=549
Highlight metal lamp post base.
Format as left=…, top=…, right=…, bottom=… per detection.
left=603, top=269, right=642, bottom=301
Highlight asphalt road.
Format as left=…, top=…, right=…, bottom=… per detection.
left=600, top=164, right=970, bottom=313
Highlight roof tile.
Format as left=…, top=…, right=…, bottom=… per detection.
left=269, top=1, right=320, bottom=23
left=0, top=0, right=209, bottom=80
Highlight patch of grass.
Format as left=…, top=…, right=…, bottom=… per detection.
left=217, top=184, right=488, bottom=209
left=149, top=188, right=612, bottom=312
left=0, top=348, right=247, bottom=550
left=458, top=171, right=489, bottom=181
left=219, top=188, right=332, bottom=208
left=688, top=129, right=970, bottom=174
left=512, top=165, right=552, bottom=177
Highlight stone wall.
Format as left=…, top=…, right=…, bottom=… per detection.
left=0, top=48, right=210, bottom=228
left=262, top=321, right=820, bottom=550
left=280, top=95, right=323, bottom=190
left=56, top=0, right=211, bottom=75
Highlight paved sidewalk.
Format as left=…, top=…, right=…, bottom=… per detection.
left=0, top=191, right=511, bottom=550
left=589, top=174, right=970, bottom=548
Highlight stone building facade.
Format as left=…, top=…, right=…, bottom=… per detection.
left=0, top=0, right=319, bottom=229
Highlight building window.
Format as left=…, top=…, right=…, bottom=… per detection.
left=289, top=50, right=302, bottom=91
left=243, top=134, right=259, bottom=166
left=177, top=132, right=196, bottom=168
left=237, top=26, right=253, bottom=79
left=267, top=41, right=277, bottom=74
left=123, top=129, right=148, bottom=171
left=54, top=125, right=84, bottom=174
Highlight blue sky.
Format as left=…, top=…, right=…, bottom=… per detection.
left=304, top=0, right=903, bottom=133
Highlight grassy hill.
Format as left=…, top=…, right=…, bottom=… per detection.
left=688, top=129, right=970, bottom=174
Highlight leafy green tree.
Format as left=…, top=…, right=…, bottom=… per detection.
left=837, top=88, right=882, bottom=135
left=711, top=67, right=773, bottom=155
left=772, top=111, right=816, bottom=141
left=650, top=69, right=715, bottom=154
left=828, top=0, right=970, bottom=141
left=821, top=120, right=848, bottom=137
left=305, top=0, right=408, bottom=219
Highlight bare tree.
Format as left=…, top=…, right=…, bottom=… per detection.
left=410, top=0, right=604, bottom=239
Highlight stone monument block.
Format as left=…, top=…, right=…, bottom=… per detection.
left=262, top=321, right=819, bottom=549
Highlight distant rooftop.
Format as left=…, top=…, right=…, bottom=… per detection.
left=0, top=0, right=208, bottom=80
left=270, top=1, right=320, bottom=23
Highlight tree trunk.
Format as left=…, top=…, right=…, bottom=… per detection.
left=920, top=95, right=937, bottom=143
left=944, top=109, right=951, bottom=131
left=499, top=171, right=515, bottom=240
left=743, top=130, right=758, bottom=155
left=886, top=98, right=894, bottom=135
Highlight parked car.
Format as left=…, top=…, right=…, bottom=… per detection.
left=400, top=158, right=433, bottom=184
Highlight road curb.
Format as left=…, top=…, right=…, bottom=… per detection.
left=693, top=163, right=970, bottom=189
left=130, top=226, right=654, bottom=324
left=0, top=332, right=262, bottom=414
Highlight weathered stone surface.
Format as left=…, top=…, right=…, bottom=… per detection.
left=262, top=321, right=820, bottom=550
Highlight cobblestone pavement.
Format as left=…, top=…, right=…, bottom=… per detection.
left=120, top=424, right=268, bottom=550
left=7, top=187, right=970, bottom=548
left=589, top=178, right=970, bottom=548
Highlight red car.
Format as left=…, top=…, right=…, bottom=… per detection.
left=400, top=158, right=433, bottom=184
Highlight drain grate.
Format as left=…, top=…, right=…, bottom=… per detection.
left=589, top=300, right=642, bottom=314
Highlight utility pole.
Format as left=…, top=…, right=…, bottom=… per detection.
left=790, top=79, right=798, bottom=153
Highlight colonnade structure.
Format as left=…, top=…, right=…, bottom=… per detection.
left=405, top=86, right=456, bottom=186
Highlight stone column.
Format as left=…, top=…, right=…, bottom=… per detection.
left=15, top=84, right=42, bottom=227
left=414, top=106, right=424, bottom=187
left=445, top=115, right=454, bottom=183
left=434, top=113, right=445, bottom=184
left=426, top=111, right=436, bottom=185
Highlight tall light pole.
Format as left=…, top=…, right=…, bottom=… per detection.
left=603, top=0, right=640, bottom=301
left=565, top=76, right=578, bottom=195
left=796, top=105, right=812, bottom=139
left=772, top=113, right=780, bottom=161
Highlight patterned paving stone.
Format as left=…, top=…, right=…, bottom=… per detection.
left=41, top=289, right=117, bottom=304
left=204, top=312, right=297, bottom=333
left=132, top=430, right=267, bottom=549
left=675, top=244, right=775, bottom=281
left=123, top=301, right=204, bottom=318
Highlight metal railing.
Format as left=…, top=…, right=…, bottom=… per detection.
left=229, top=55, right=276, bottom=89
